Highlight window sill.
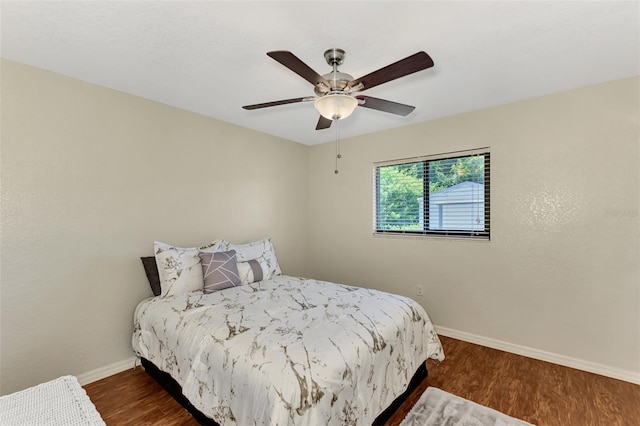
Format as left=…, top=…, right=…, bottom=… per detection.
left=372, top=232, right=490, bottom=242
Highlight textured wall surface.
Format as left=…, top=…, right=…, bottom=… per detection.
left=1, top=59, right=638, bottom=394
left=309, top=77, right=640, bottom=376
left=0, top=60, right=309, bottom=394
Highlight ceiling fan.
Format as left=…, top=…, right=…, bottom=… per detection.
left=242, top=48, right=434, bottom=130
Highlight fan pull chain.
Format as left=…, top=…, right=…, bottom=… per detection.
left=335, top=120, right=342, bottom=174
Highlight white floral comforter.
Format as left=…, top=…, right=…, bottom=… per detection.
left=132, top=276, right=444, bottom=425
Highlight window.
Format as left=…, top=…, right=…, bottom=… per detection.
left=374, top=149, right=490, bottom=239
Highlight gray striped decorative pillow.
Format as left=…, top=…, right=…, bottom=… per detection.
left=218, top=237, right=281, bottom=280
left=237, top=257, right=265, bottom=285
left=199, top=250, right=240, bottom=293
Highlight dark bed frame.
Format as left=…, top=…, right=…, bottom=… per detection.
left=140, top=357, right=427, bottom=425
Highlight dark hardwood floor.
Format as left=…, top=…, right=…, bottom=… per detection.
left=84, top=336, right=640, bottom=425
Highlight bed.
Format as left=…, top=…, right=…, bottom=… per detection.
left=133, top=273, right=444, bottom=425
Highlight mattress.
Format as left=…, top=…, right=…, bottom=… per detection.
left=132, top=275, right=444, bottom=425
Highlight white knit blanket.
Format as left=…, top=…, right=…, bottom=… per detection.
left=0, top=376, right=106, bottom=426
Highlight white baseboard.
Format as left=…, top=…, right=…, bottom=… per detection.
left=77, top=328, right=640, bottom=387
left=435, top=325, right=640, bottom=385
left=77, top=356, right=138, bottom=386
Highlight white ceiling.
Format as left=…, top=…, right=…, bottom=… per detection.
left=2, top=1, right=639, bottom=145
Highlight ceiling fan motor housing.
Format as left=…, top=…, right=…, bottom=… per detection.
left=315, top=71, right=354, bottom=94
left=314, top=48, right=353, bottom=95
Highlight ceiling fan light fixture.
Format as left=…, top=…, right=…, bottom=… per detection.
left=314, top=93, right=358, bottom=120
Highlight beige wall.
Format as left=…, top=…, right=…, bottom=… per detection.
left=309, top=77, right=640, bottom=376
left=0, top=60, right=309, bottom=394
left=2, top=59, right=638, bottom=393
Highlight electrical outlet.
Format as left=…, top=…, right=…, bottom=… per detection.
left=416, top=285, right=424, bottom=297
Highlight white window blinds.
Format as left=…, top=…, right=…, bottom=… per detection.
left=374, top=149, right=490, bottom=238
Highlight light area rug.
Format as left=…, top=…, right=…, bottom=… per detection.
left=0, top=375, right=106, bottom=425
left=400, top=387, right=534, bottom=426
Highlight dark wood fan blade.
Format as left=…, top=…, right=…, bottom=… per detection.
left=316, top=115, right=333, bottom=130
left=355, top=96, right=415, bottom=116
left=349, top=52, right=434, bottom=92
left=242, top=97, right=312, bottom=110
left=267, top=51, right=330, bottom=88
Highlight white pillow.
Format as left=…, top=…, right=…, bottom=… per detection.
left=219, top=237, right=281, bottom=280
left=154, top=240, right=222, bottom=297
